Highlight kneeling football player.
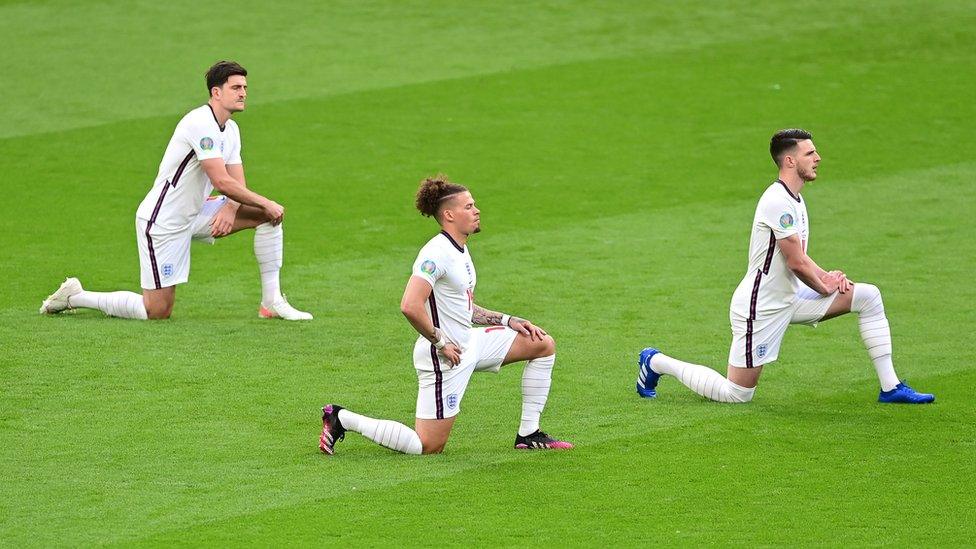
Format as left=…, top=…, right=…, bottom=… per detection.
left=319, top=175, right=573, bottom=454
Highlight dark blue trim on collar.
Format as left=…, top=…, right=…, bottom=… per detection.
left=439, top=230, right=465, bottom=253
left=207, top=104, right=226, bottom=132
left=776, top=179, right=801, bottom=203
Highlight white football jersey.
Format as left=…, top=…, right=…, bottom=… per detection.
left=135, top=105, right=242, bottom=232
left=411, top=231, right=477, bottom=356
left=730, top=181, right=810, bottom=318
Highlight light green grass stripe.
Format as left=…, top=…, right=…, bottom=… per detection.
left=3, top=0, right=971, bottom=139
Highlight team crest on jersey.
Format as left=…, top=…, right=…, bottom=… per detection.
left=200, top=137, right=215, bottom=151
left=756, top=344, right=768, bottom=358
left=446, top=393, right=459, bottom=410
left=421, top=260, right=436, bottom=275
left=161, top=264, right=174, bottom=278
left=779, top=213, right=794, bottom=229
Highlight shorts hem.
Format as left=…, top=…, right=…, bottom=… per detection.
left=415, top=410, right=461, bottom=421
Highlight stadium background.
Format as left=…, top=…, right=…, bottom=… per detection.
left=1, top=1, right=973, bottom=545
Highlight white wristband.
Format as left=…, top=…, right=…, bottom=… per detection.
left=433, top=328, right=447, bottom=349
left=500, top=314, right=511, bottom=328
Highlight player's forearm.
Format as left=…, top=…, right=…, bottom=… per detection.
left=471, top=304, right=505, bottom=326
left=400, top=301, right=438, bottom=343
left=212, top=177, right=269, bottom=209
left=789, top=257, right=831, bottom=295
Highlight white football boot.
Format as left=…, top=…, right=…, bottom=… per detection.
left=259, top=295, right=313, bottom=321
left=39, top=277, right=83, bottom=314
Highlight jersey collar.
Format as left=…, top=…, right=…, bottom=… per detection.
left=207, top=104, right=226, bottom=133
left=439, top=230, right=466, bottom=253
left=775, top=179, right=801, bottom=203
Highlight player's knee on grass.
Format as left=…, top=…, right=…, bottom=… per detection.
left=143, top=291, right=174, bottom=320
left=145, top=305, right=172, bottom=320
left=419, top=435, right=448, bottom=454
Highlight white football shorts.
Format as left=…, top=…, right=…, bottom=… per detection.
left=414, top=326, right=519, bottom=420
left=728, top=286, right=839, bottom=368
left=136, top=195, right=228, bottom=290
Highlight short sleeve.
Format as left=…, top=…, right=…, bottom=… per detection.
left=412, top=248, right=447, bottom=287
left=758, top=194, right=799, bottom=240
left=182, top=119, right=223, bottom=162
left=226, top=126, right=242, bottom=165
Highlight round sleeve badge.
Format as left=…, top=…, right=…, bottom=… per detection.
left=200, top=137, right=215, bottom=151
left=779, top=213, right=794, bottom=229
left=420, top=260, right=436, bottom=275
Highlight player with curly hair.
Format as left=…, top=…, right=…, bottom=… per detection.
left=319, top=175, right=573, bottom=454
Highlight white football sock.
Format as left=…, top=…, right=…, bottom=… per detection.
left=254, top=222, right=283, bottom=307
left=519, top=354, right=555, bottom=436
left=851, top=283, right=899, bottom=392
left=70, top=291, right=148, bottom=320
left=650, top=354, right=754, bottom=403
left=337, top=409, right=422, bottom=455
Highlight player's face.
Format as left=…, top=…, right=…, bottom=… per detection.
left=446, top=192, right=481, bottom=235
left=214, top=75, right=247, bottom=113
left=792, top=139, right=821, bottom=182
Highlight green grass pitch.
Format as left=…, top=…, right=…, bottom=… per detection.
left=2, top=0, right=975, bottom=545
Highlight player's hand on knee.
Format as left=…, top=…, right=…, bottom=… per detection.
left=209, top=207, right=235, bottom=237
left=441, top=343, right=461, bottom=367
left=262, top=200, right=285, bottom=225
left=825, top=270, right=853, bottom=294
left=509, top=316, right=547, bottom=341
left=819, top=272, right=843, bottom=294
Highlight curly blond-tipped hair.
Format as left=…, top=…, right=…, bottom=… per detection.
left=414, top=174, right=468, bottom=218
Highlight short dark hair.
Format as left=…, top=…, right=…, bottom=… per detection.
left=205, top=61, right=247, bottom=96
left=770, top=128, right=813, bottom=166
left=415, top=175, right=468, bottom=218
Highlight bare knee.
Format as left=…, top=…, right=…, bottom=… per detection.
left=142, top=290, right=174, bottom=320
left=419, top=435, right=447, bottom=454
left=146, top=305, right=172, bottom=320
left=541, top=334, right=556, bottom=356
left=421, top=443, right=445, bottom=455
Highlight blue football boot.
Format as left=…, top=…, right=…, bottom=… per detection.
left=878, top=381, right=935, bottom=404
left=636, top=347, right=661, bottom=398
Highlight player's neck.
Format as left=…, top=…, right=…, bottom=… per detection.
left=441, top=227, right=468, bottom=248
left=777, top=173, right=804, bottom=197
left=207, top=99, right=232, bottom=129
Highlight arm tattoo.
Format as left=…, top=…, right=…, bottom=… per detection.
left=471, top=304, right=504, bottom=326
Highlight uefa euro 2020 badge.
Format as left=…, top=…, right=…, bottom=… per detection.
left=779, top=213, right=794, bottom=229
left=421, top=260, right=436, bottom=275
left=200, top=137, right=215, bottom=151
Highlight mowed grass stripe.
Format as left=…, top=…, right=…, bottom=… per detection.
left=5, top=0, right=967, bottom=139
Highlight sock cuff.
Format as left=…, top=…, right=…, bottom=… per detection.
left=727, top=380, right=756, bottom=402
left=255, top=221, right=283, bottom=234
left=528, top=354, right=555, bottom=366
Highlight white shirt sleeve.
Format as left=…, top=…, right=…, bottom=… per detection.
left=226, top=125, right=242, bottom=165
left=182, top=118, right=223, bottom=162
left=412, top=247, right=447, bottom=287
left=759, top=193, right=800, bottom=240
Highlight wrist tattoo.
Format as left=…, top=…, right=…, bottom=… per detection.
left=472, top=305, right=503, bottom=326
